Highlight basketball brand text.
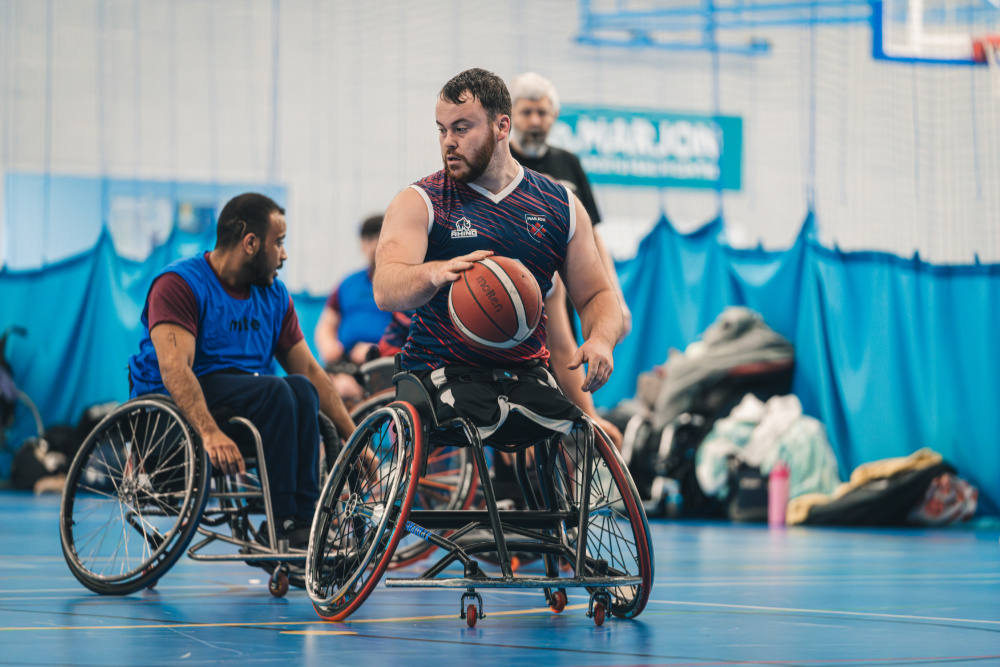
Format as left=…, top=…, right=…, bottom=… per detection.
left=475, top=276, right=503, bottom=313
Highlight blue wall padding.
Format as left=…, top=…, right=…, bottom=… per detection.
left=0, top=224, right=329, bottom=448
left=603, top=213, right=999, bottom=514
left=2, top=210, right=998, bottom=514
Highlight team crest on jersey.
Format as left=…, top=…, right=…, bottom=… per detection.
left=525, top=214, right=547, bottom=241
left=451, top=216, right=478, bottom=238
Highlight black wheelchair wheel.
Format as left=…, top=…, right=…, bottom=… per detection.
left=59, top=397, right=209, bottom=595
left=307, top=402, right=423, bottom=621
left=547, top=420, right=654, bottom=619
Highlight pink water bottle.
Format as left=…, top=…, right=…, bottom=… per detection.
left=768, top=461, right=790, bottom=527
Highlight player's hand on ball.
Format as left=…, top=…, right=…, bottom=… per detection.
left=431, top=250, right=494, bottom=287
left=568, top=339, right=614, bottom=393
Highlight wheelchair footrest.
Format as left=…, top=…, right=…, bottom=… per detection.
left=383, top=575, right=642, bottom=589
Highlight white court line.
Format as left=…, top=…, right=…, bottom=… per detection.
left=491, top=589, right=1000, bottom=627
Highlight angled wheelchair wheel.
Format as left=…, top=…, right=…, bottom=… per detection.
left=349, top=389, right=477, bottom=568
left=59, top=397, right=209, bottom=595
left=391, top=441, right=477, bottom=568
left=307, top=401, right=423, bottom=621
left=549, top=421, right=654, bottom=619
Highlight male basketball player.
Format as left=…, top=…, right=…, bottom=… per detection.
left=129, top=193, right=355, bottom=547
left=373, top=68, right=623, bottom=442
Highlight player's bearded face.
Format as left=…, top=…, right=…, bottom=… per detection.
left=444, top=125, right=496, bottom=183
left=248, top=246, right=274, bottom=286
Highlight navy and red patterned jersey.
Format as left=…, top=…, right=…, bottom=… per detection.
left=401, top=165, right=576, bottom=370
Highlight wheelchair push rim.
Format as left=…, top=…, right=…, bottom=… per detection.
left=307, top=402, right=424, bottom=619
left=59, top=398, right=209, bottom=594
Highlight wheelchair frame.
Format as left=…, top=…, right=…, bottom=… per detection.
left=59, top=394, right=338, bottom=597
left=306, top=370, right=654, bottom=627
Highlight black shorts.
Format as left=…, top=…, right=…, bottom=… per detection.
left=414, top=361, right=583, bottom=447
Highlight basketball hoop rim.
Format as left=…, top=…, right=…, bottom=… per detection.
left=973, top=35, right=1000, bottom=64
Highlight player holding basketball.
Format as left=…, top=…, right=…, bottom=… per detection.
left=374, top=68, right=623, bottom=444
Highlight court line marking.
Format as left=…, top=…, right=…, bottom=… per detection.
left=496, top=590, right=1000, bottom=628
left=644, top=599, right=1000, bottom=627
left=0, top=604, right=587, bottom=632
left=280, top=631, right=358, bottom=636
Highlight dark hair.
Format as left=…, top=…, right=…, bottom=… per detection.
left=215, top=193, right=285, bottom=249
left=439, top=68, right=512, bottom=122
left=360, top=214, right=384, bottom=239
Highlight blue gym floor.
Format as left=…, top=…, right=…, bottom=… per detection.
left=1, top=492, right=998, bottom=666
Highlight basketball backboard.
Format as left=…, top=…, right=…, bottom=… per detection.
left=872, top=0, right=1000, bottom=64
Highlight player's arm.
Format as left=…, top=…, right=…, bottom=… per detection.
left=150, top=323, right=245, bottom=475
left=373, top=187, right=493, bottom=312
left=277, top=340, right=356, bottom=441
left=313, top=305, right=344, bottom=365
left=559, top=196, right=624, bottom=393
left=592, top=228, right=632, bottom=342
left=545, top=278, right=623, bottom=449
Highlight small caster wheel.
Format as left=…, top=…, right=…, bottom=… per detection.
left=592, top=601, right=606, bottom=627
left=549, top=590, right=567, bottom=613
left=466, top=604, right=478, bottom=628
left=269, top=571, right=289, bottom=598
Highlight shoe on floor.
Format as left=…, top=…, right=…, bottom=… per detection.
left=257, top=516, right=311, bottom=550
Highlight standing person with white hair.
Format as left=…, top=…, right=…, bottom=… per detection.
left=508, top=72, right=632, bottom=341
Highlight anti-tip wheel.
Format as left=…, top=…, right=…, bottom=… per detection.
left=269, top=571, right=289, bottom=598
left=549, top=589, right=567, bottom=613
left=466, top=604, right=478, bottom=628
left=593, top=601, right=606, bottom=627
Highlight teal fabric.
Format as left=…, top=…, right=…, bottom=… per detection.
left=604, top=214, right=1000, bottom=514
left=2, top=208, right=998, bottom=514
left=0, top=227, right=328, bottom=453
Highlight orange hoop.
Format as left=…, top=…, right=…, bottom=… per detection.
left=974, top=35, right=1000, bottom=98
left=972, top=35, right=1000, bottom=64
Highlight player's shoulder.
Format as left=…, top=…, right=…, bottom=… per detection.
left=521, top=165, right=572, bottom=200
left=411, top=169, right=448, bottom=191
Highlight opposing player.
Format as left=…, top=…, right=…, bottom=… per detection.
left=373, top=68, right=623, bottom=442
left=128, top=193, right=355, bottom=547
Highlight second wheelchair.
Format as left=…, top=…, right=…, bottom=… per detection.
left=59, top=394, right=340, bottom=597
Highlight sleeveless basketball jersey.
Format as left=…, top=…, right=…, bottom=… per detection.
left=128, top=254, right=290, bottom=396
left=401, top=165, right=576, bottom=370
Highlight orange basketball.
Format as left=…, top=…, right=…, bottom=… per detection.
left=448, top=255, right=543, bottom=349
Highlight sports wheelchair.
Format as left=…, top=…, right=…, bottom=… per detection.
left=305, top=368, right=654, bottom=627
left=59, top=393, right=340, bottom=597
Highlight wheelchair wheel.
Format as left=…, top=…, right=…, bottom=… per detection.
left=59, top=398, right=209, bottom=595
left=549, top=421, right=653, bottom=619
left=349, top=389, right=477, bottom=568
left=391, top=442, right=477, bottom=567
left=307, top=401, right=423, bottom=621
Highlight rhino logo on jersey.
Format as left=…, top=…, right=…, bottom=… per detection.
left=451, top=216, right=478, bottom=239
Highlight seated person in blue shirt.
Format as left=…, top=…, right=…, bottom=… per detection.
left=128, top=193, right=355, bottom=548
left=314, top=214, right=392, bottom=402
